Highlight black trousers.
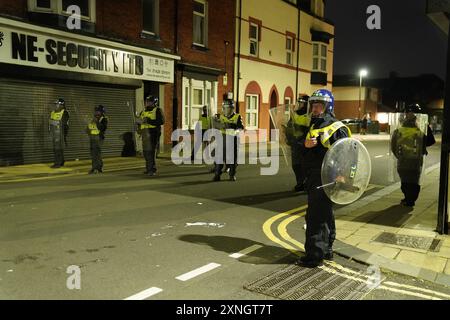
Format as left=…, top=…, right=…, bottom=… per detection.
left=52, top=130, right=65, bottom=166
left=90, top=137, right=103, bottom=171
left=291, top=144, right=305, bottom=187
left=142, top=129, right=159, bottom=173
left=305, top=170, right=335, bottom=260
left=398, top=167, right=422, bottom=204
left=215, top=135, right=238, bottom=176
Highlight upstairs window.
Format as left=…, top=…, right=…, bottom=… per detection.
left=311, top=0, right=324, bottom=17
left=142, top=0, right=159, bottom=35
left=249, top=23, right=259, bottom=56
left=286, top=35, right=294, bottom=65
left=28, top=0, right=96, bottom=22
left=193, top=0, right=208, bottom=47
left=312, top=42, right=327, bottom=72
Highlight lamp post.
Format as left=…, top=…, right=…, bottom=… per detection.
left=359, top=69, right=368, bottom=119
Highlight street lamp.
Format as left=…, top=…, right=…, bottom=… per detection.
left=359, top=69, right=368, bottom=119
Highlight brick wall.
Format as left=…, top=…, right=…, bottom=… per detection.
left=0, top=0, right=27, bottom=18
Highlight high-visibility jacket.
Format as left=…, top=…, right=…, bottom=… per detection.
left=87, top=121, right=100, bottom=136
left=220, top=113, right=241, bottom=135
left=50, top=110, right=65, bottom=126
left=140, top=108, right=158, bottom=129
left=306, top=120, right=351, bottom=149
left=200, top=115, right=210, bottom=130
left=395, top=126, right=424, bottom=160
left=291, top=113, right=310, bottom=138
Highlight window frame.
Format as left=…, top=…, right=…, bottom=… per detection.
left=182, top=78, right=216, bottom=130
left=27, top=0, right=96, bottom=23
left=142, top=0, right=160, bottom=36
left=245, top=94, right=259, bottom=130
left=249, top=22, right=259, bottom=57
left=312, top=42, right=327, bottom=72
left=286, top=35, right=294, bottom=66
left=193, top=0, right=208, bottom=47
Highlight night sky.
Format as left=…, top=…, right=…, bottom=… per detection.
left=325, top=0, right=448, bottom=80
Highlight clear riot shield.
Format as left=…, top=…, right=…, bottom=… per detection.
left=269, top=104, right=297, bottom=166
left=320, top=137, right=372, bottom=205
left=388, top=113, right=428, bottom=184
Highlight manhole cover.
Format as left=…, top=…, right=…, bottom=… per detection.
left=244, top=262, right=379, bottom=300
left=373, top=232, right=442, bottom=251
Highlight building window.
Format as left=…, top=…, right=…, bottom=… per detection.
left=312, top=42, right=327, bottom=72
left=142, top=0, right=159, bottom=35
left=311, top=0, right=324, bottom=17
left=249, top=23, right=259, bottom=56
left=182, top=78, right=217, bottom=130
left=245, top=94, right=259, bottom=130
left=286, top=36, right=294, bottom=65
left=36, top=0, right=51, bottom=9
left=28, top=0, right=96, bottom=22
left=193, top=0, right=208, bottom=47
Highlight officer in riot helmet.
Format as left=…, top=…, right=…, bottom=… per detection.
left=49, top=98, right=69, bottom=168
left=138, top=95, right=164, bottom=176
left=286, top=95, right=310, bottom=192
left=391, top=104, right=435, bottom=207
left=298, top=89, right=351, bottom=268
left=87, top=105, right=108, bottom=174
left=212, top=99, right=244, bottom=181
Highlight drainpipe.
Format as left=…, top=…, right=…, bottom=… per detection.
left=235, top=0, right=242, bottom=112
left=295, top=4, right=300, bottom=99
left=172, top=0, right=179, bottom=146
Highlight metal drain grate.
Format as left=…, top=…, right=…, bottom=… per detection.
left=244, top=263, right=377, bottom=300
left=373, top=232, right=442, bottom=251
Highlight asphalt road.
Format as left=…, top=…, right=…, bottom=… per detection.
left=0, top=138, right=447, bottom=300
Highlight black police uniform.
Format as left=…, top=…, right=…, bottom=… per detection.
left=88, top=115, right=108, bottom=173
left=287, top=110, right=309, bottom=191
left=300, top=113, right=350, bottom=264
left=214, top=113, right=244, bottom=180
left=391, top=121, right=435, bottom=206
left=49, top=108, right=69, bottom=167
left=140, top=106, right=164, bottom=175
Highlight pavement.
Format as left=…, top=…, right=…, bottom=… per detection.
left=0, top=134, right=449, bottom=300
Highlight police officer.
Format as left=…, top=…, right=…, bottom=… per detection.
left=298, top=89, right=351, bottom=268
left=138, top=95, right=164, bottom=176
left=212, top=99, right=244, bottom=181
left=49, top=98, right=69, bottom=168
left=87, top=105, right=108, bottom=174
left=286, top=95, right=310, bottom=192
left=391, top=104, right=435, bottom=207
left=192, top=105, right=211, bottom=161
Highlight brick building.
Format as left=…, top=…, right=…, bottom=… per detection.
left=0, top=0, right=235, bottom=166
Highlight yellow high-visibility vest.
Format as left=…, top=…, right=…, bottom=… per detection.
left=306, top=120, right=351, bottom=149
left=140, top=108, right=157, bottom=129
left=291, top=113, right=310, bottom=138
left=200, top=115, right=210, bottom=130
left=50, top=110, right=64, bottom=121
left=396, top=126, right=424, bottom=159
left=88, top=121, right=100, bottom=135
left=220, top=114, right=240, bottom=135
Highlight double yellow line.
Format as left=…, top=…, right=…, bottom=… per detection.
left=262, top=204, right=308, bottom=256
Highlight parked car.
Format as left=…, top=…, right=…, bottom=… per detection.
left=341, top=119, right=361, bottom=134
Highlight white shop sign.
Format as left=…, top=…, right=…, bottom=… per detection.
left=0, top=25, right=175, bottom=83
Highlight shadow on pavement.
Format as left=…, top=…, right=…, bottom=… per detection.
left=351, top=204, right=414, bottom=228
left=179, top=234, right=298, bottom=265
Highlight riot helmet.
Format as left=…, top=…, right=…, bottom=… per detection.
left=222, top=99, right=235, bottom=118
left=54, top=98, right=65, bottom=111
left=145, top=95, right=158, bottom=109
left=309, top=89, right=334, bottom=118
left=295, top=94, right=309, bottom=115
left=94, top=105, right=106, bottom=118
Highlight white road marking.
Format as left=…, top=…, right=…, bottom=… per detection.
left=229, top=244, right=262, bottom=259
left=383, top=281, right=450, bottom=299
left=375, top=155, right=384, bottom=158
left=176, top=263, right=221, bottom=281
left=124, top=287, right=163, bottom=300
